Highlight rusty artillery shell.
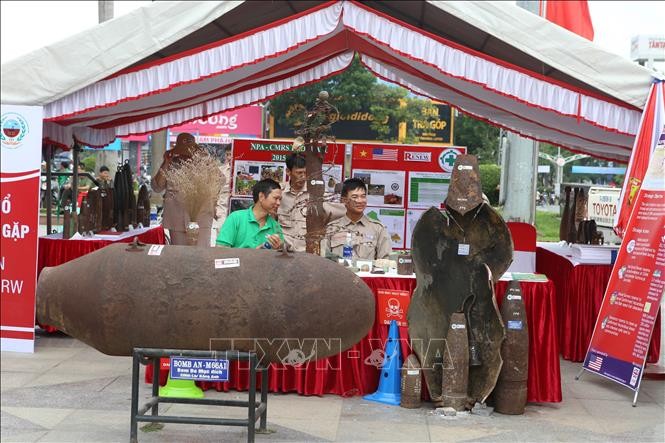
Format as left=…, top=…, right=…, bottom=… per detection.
left=494, top=281, right=529, bottom=415
left=37, top=244, right=375, bottom=363
left=396, top=254, right=414, bottom=275
left=400, top=354, right=422, bottom=409
left=441, top=312, right=469, bottom=411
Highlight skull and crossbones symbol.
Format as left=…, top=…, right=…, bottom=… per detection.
left=385, top=298, right=403, bottom=318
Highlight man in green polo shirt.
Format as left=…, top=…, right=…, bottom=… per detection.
left=216, top=178, right=284, bottom=249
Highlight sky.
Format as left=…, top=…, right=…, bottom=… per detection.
left=1, top=1, right=663, bottom=66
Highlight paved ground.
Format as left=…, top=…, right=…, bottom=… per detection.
left=1, top=331, right=663, bottom=442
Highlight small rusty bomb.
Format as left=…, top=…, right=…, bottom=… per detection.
left=441, top=312, right=469, bottom=411
left=36, top=243, right=375, bottom=364
left=408, top=155, right=513, bottom=407
left=400, top=354, right=422, bottom=409
left=493, top=281, right=529, bottom=415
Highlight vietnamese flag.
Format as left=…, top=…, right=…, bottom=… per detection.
left=545, top=1, right=595, bottom=41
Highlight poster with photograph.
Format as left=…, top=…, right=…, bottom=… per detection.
left=233, top=160, right=286, bottom=196
left=405, top=208, right=427, bottom=249
left=322, top=164, right=344, bottom=194
left=366, top=206, right=406, bottom=249
left=352, top=169, right=406, bottom=208
left=229, top=197, right=253, bottom=213
left=408, top=171, right=451, bottom=209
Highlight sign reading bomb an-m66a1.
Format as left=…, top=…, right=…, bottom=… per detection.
left=1, top=105, right=43, bottom=353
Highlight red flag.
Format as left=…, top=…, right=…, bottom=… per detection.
left=545, top=1, right=595, bottom=41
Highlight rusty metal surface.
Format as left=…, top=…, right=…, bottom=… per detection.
left=400, top=354, right=422, bottom=409
left=100, top=186, right=114, bottom=230
left=408, top=197, right=512, bottom=405
left=441, top=312, right=469, bottom=410
left=493, top=281, right=529, bottom=415
left=37, top=245, right=375, bottom=363
left=397, top=254, right=414, bottom=275
left=467, top=265, right=505, bottom=404
left=445, top=155, right=484, bottom=215
left=136, top=184, right=151, bottom=227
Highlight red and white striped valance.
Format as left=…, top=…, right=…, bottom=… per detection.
left=43, top=0, right=642, bottom=162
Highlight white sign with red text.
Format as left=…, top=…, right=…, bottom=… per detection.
left=588, top=187, right=621, bottom=228
left=1, top=104, right=43, bottom=353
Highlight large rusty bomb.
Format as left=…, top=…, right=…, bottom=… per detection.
left=36, top=243, right=375, bottom=363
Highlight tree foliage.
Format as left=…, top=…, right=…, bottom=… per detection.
left=268, top=56, right=377, bottom=130
left=479, top=164, right=501, bottom=204
left=453, top=113, right=500, bottom=164
left=268, top=56, right=435, bottom=144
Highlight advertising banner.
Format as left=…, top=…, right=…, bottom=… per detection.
left=350, top=143, right=466, bottom=249
left=171, top=105, right=263, bottom=138
left=229, top=138, right=346, bottom=209
left=377, top=288, right=411, bottom=327
left=615, top=81, right=664, bottom=237
left=583, top=126, right=665, bottom=390
left=1, top=105, right=43, bottom=353
left=587, top=187, right=621, bottom=228
left=272, top=102, right=453, bottom=145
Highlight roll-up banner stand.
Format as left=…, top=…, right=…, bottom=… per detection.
left=1, top=105, right=43, bottom=353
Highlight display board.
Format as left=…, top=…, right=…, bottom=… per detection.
left=583, top=126, right=665, bottom=392
left=350, top=143, right=466, bottom=249
left=1, top=104, right=43, bottom=353
left=229, top=138, right=346, bottom=213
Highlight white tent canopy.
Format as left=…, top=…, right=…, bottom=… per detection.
left=1, top=0, right=659, bottom=162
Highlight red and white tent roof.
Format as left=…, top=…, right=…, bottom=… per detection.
left=1, top=0, right=659, bottom=162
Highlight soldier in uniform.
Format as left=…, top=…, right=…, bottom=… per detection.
left=323, top=178, right=392, bottom=260
left=278, top=153, right=345, bottom=252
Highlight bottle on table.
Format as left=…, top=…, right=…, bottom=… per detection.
left=343, top=232, right=353, bottom=263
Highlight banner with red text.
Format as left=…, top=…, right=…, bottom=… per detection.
left=584, top=125, right=665, bottom=390
left=1, top=105, right=43, bottom=353
left=377, top=289, right=411, bottom=327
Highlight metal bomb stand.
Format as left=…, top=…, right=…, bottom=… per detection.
left=130, top=348, right=268, bottom=443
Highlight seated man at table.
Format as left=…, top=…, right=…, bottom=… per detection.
left=323, top=178, right=392, bottom=260
left=216, top=178, right=284, bottom=249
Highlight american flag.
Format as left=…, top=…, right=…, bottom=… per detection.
left=587, top=354, right=603, bottom=371
left=372, top=148, right=398, bottom=161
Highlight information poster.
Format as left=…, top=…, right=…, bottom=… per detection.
left=408, top=171, right=451, bottom=209
left=233, top=160, right=286, bottom=196
left=405, top=209, right=426, bottom=249
left=352, top=169, right=406, bottom=208
left=351, top=143, right=465, bottom=250
left=584, top=128, right=665, bottom=390
left=230, top=138, right=345, bottom=200
left=1, top=105, right=43, bottom=353
left=366, top=207, right=406, bottom=249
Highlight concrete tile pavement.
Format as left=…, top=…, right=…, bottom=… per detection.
left=1, top=332, right=663, bottom=442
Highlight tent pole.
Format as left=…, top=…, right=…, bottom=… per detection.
left=45, top=144, right=53, bottom=234
left=72, top=141, right=80, bottom=219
